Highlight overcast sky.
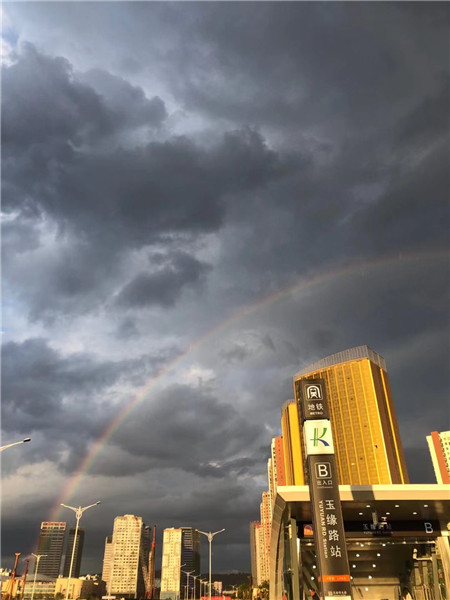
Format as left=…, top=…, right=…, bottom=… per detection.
left=1, top=1, right=449, bottom=575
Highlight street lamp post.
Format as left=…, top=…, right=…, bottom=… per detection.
left=196, top=530, right=225, bottom=600
left=192, top=574, right=199, bottom=600
left=0, top=438, right=31, bottom=452
left=181, top=570, right=194, bottom=600
left=60, top=502, right=101, bottom=600
left=30, top=554, right=46, bottom=600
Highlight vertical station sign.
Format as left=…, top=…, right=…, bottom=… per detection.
left=298, top=379, right=352, bottom=600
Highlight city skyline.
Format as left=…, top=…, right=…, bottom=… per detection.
left=2, top=1, right=449, bottom=576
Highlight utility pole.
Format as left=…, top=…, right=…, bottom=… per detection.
left=8, top=553, right=21, bottom=600
left=19, top=559, right=29, bottom=600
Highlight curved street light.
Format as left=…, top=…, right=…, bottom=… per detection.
left=181, top=570, right=194, bottom=600
left=192, top=573, right=200, bottom=600
left=60, top=502, right=101, bottom=600
left=0, top=438, right=31, bottom=453
left=196, top=529, right=225, bottom=600
left=30, top=554, right=47, bottom=600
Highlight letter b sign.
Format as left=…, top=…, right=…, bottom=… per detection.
left=315, top=462, right=331, bottom=478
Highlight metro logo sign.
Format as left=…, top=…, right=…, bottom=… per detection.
left=306, top=383, right=323, bottom=399
left=304, top=419, right=335, bottom=455
left=300, top=380, right=329, bottom=420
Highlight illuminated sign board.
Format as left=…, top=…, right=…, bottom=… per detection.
left=300, top=379, right=353, bottom=600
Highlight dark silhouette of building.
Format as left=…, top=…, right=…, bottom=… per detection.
left=63, top=528, right=85, bottom=578
left=36, top=522, right=67, bottom=578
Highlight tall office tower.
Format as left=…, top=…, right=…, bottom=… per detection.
left=62, top=528, right=85, bottom=578
left=180, top=527, right=200, bottom=578
left=108, top=515, right=150, bottom=599
left=36, top=522, right=66, bottom=578
left=427, top=430, right=450, bottom=483
left=101, top=536, right=113, bottom=593
left=293, top=345, right=410, bottom=485
left=281, top=400, right=305, bottom=485
left=161, top=528, right=200, bottom=600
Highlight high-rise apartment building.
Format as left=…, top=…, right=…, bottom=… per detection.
left=249, top=520, right=268, bottom=586
left=161, top=528, right=182, bottom=600
left=102, top=536, right=113, bottom=593
left=62, top=528, right=85, bottom=578
left=107, top=515, right=150, bottom=599
left=270, top=436, right=286, bottom=495
left=292, top=345, right=409, bottom=485
left=267, top=458, right=274, bottom=512
left=259, top=493, right=271, bottom=584
left=36, top=522, right=66, bottom=578
left=427, top=430, right=450, bottom=484
left=160, top=528, right=200, bottom=600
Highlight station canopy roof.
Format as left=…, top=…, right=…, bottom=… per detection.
left=276, top=484, right=450, bottom=528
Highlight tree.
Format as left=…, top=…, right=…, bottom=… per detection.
left=258, top=581, right=269, bottom=600
left=238, top=583, right=251, bottom=600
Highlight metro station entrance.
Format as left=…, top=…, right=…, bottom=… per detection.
left=298, top=538, right=446, bottom=600
left=270, top=486, right=450, bottom=600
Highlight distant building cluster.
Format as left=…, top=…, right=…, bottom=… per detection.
left=2, top=518, right=219, bottom=600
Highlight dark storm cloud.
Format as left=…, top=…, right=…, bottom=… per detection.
left=2, top=43, right=109, bottom=150
left=79, top=68, right=167, bottom=132
left=2, top=43, right=304, bottom=321
left=3, top=44, right=292, bottom=241
left=165, top=3, right=448, bottom=131
left=2, top=337, right=122, bottom=419
left=1, top=337, right=178, bottom=471
left=219, top=332, right=276, bottom=365
left=91, top=383, right=267, bottom=478
left=115, top=317, right=139, bottom=340
left=116, top=251, right=210, bottom=308
left=208, top=81, right=448, bottom=296
left=2, top=43, right=166, bottom=152
left=1, top=216, right=41, bottom=254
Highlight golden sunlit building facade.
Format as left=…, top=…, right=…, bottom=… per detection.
left=292, top=345, right=409, bottom=485
left=281, top=400, right=306, bottom=485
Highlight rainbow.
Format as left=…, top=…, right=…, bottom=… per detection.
left=49, top=249, right=447, bottom=520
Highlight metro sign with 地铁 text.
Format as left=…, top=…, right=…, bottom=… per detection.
left=299, top=379, right=353, bottom=600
